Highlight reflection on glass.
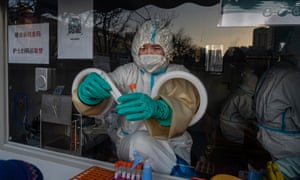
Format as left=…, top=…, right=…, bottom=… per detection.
left=6, top=0, right=256, bottom=165
left=205, top=44, right=224, bottom=74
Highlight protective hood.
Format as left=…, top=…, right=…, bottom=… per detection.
left=239, top=69, right=258, bottom=94
left=131, top=20, right=174, bottom=71
left=283, top=27, right=300, bottom=69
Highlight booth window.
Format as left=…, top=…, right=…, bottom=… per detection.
left=6, top=0, right=258, bottom=165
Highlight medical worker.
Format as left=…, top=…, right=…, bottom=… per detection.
left=220, top=68, right=258, bottom=144
left=255, top=27, right=300, bottom=179
left=72, top=20, right=200, bottom=177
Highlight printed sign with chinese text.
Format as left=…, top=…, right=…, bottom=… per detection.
left=8, top=23, right=49, bottom=64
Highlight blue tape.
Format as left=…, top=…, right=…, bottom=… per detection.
left=150, top=21, right=156, bottom=43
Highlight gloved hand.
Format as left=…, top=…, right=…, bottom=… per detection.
left=266, top=161, right=284, bottom=180
left=77, top=72, right=111, bottom=105
left=116, top=93, right=172, bottom=126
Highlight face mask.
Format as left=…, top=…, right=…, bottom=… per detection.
left=136, top=54, right=169, bottom=73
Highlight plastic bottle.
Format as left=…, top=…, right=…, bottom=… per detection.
left=142, top=159, right=152, bottom=180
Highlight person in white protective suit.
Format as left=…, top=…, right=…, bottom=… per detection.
left=72, top=20, right=200, bottom=177
left=220, top=68, right=258, bottom=144
left=255, top=27, right=300, bottom=179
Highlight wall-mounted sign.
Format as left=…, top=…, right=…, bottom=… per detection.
left=219, top=0, right=300, bottom=27
left=8, top=23, right=49, bottom=64
left=57, top=0, right=93, bottom=59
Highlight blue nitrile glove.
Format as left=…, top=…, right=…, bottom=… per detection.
left=77, top=72, right=111, bottom=105
left=116, top=93, right=172, bottom=126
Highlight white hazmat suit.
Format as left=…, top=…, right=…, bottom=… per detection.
left=72, top=20, right=200, bottom=175
left=220, top=69, right=258, bottom=144
left=255, top=27, right=300, bottom=179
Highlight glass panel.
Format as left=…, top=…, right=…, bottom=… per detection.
left=7, top=0, right=285, bottom=173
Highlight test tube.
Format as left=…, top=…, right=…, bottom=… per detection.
left=113, top=161, right=121, bottom=180
left=133, top=164, right=142, bottom=180
left=129, top=83, right=137, bottom=93
left=125, top=162, right=133, bottom=180
left=120, top=161, right=127, bottom=180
